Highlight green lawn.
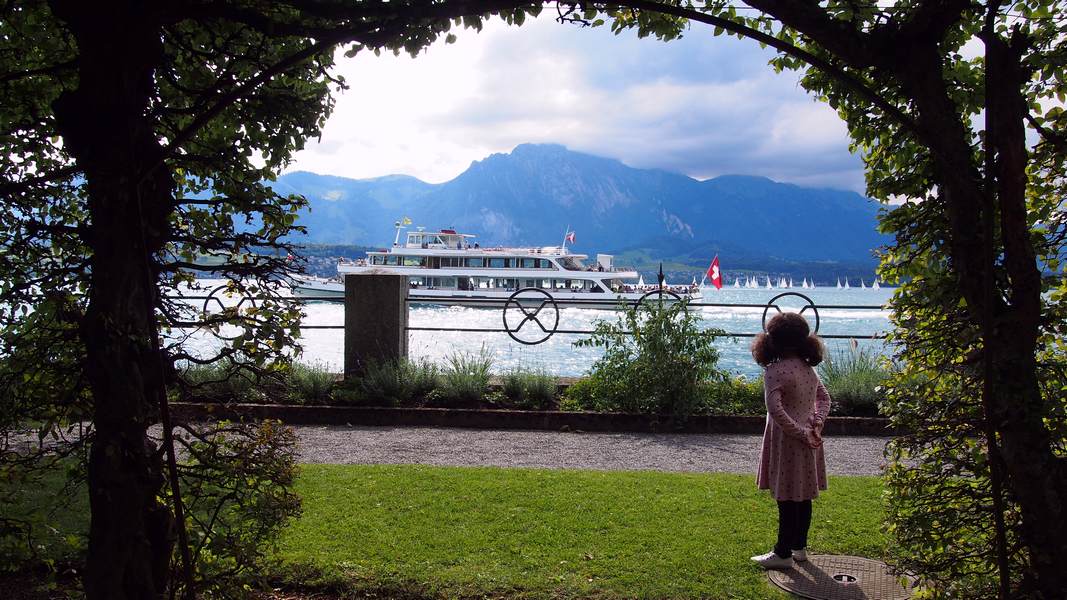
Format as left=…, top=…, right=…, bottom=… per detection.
left=277, top=465, right=887, bottom=599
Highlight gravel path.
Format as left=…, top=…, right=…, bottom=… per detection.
left=292, top=425, right=888, bottom=476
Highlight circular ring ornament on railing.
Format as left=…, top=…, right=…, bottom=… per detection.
left=201, top=284, right=259, bottom=314
left=635, top=288, right=686, bottom=313
left=761, top=291, right=820, bottom=333
left=502, top=288, right=560, bottom=345
left=200, top=284, right=261, bottom=341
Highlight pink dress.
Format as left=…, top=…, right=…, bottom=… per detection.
left=756, top=357, right=831, bottom=501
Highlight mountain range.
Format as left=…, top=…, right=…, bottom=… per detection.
left=272, top=143, right=889, bottom=279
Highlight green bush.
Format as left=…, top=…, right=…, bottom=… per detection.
left=345, top=358, right=439, bottom=406
left=818, top=345, right=890, bottom=416
left=435, top=347, right=493, bottom=407
left=559, top=376, right=620, bottom=412
left=561, top=375, right=765, bottom=416
left=179, top=358, right=260, bottom=402
left=500, top=368, right=557, bottom=410
left=700, top=375, right=766, bottom=416
left=176, top=420, right=301, bottom=598
left=573, top=300, right=727, bottom=418
left=286, top=361, right=336, bottom=405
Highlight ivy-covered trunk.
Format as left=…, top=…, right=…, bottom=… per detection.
left=983, top=31, right=1067, bottom=598
left=49, top=1, right=175, bottom=598
left=990, top=328, right=1066, bottom=597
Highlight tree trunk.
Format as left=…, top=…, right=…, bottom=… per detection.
left=741, top=3, right=1067, bottom=594
left=48, top=2, right=175, bottom=598
left=985, top=29, right=1067, bottom=599
left=900, top=30, right=1067, bottom=600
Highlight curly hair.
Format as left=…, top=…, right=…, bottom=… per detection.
left=750, top=312, right=825, bottom=367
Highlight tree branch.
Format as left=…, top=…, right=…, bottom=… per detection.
left=616, top=0, right=922, bottom=138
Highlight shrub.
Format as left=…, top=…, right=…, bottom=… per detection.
left=179, top=358, right=260, bottom=403
left=347, top=358, right=439, bottom=406
left=700, top=375, right=766, bottom=416
left=574, top=299, right=727, bottom=418
left=818, top=345, right=890, bottom=416
left=173, top=419, right=301, bottom=598
left=435, top=347, right=493, bottom=407
left=286, top=361, right=336, bottom=405
left=500, top=368, right=557, bottom=410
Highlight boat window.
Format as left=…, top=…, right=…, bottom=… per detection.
left=467, top=257, right=484, bottom=267
left=539, top=259, right=556, bottom=269
left=524, top=280, right=535, bottom=288
left=488, top=258, right=505, bottom=268
left=370, top=255, right=383, bottom=265
left=540, top=280, right=551, bottom=289
left=403, top=256, right=425, bottom=267
left=520, top=258, right=536, bottom=268
left=385, top=255, right=399, bottom=265
left=440, top=257, right=460, bottom=268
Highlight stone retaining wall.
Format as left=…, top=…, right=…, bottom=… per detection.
left=171, top=402, right=900, bottom=437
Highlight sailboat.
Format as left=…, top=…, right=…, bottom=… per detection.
left=836, top=278, right=842, bottom=289
left=860, top=279, right=867, bottom=289
left=765, top=276, right=773, bottom=289
left=801, top=278, right=809, bottom=289
left=788, top=278, right=794, bottom=288
left=638, top=274, right=646, bottom=287
left=733, top=277, right=741, bottom=288
left=810, top=278, right=816, bottom=289
left=844, top=277, right=851, bottom=289
left=872, top=280, right=881, bottom=290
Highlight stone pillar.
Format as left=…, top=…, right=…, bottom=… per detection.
left=344, top=274, right=408, bottom=377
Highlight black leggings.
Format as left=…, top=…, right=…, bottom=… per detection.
left=774, top=500, right=812, bottom=558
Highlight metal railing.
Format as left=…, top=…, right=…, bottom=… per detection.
left=168, top=287, right=889, bottom=345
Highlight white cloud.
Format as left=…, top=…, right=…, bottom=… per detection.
left=287, top=14, right=866, bottom=192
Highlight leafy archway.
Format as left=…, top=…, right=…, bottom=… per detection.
left=2, top=1, right=1063, bottom=598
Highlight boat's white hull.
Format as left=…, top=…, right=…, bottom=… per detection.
left=290, top=276, right=700, bottom=309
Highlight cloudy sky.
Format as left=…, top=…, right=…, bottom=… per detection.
left=287, top=14, right=867, bottom=193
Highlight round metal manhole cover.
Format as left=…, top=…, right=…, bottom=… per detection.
left=767, top=555, right=915, bottom=599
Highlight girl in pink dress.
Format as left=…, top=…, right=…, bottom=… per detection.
left=749, top=312, right=830, bottom=570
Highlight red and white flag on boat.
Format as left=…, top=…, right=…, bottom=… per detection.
left=707, top=255, right=723, bottom=289
left=565, top=231, right=576, bottom=243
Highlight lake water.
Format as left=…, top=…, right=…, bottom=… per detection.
left=177, top=282, right=894, bottom=378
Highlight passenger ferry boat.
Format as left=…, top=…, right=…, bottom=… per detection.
left=291, top=226, right=701, bottom=308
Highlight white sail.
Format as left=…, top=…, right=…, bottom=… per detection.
left=638, top=274, right=645, bottom=286
left=872, top=280, right=881, bottom=290
left=860, top=279, right=867, bottom=289
left=844, top=277, right=851, bottom=289
left=788, top=278, right=794, bottom=288
left=734, top=277, right=741, bottom=288
left=801, top=278, right=809, bottom=289
left=810, top=278, right=816, bottom=289
left=836, top=278, right=842, bottom=289
left=765, top=276, right=773, bottom=289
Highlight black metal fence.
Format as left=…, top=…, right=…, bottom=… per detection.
left=174, top=286, right=888, bottom=344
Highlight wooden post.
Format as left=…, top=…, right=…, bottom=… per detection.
left=344, top=274, right=409, bottom=377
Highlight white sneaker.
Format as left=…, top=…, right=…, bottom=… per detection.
left=750, top=551, right=794, bottom=570
left=792, top=549, right=807, bottom=562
